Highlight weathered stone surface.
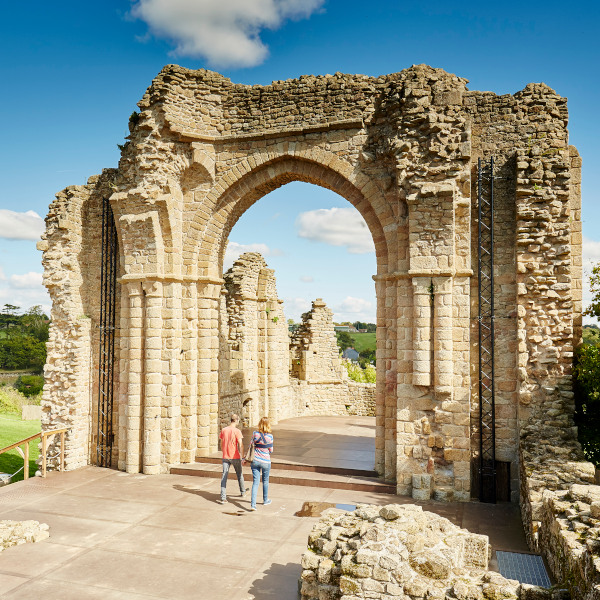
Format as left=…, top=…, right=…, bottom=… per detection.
left=40, top=64, right=582, bottom=509
left=219, top=255, right=375, bottom=426
left=0, top=520, right=49, bottom=552
left=299, top=504, right=533, bottom=600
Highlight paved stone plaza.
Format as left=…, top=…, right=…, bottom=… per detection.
left=0, top=467, right=528, bottom=599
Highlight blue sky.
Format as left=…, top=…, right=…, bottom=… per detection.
left=0, top=0, right=598, bottom=323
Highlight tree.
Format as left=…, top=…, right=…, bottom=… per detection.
left=574, top=263, right=600, bottom=466
left=0, top=304, right=20, bottom=331
left=584, top=263, right=600, bottom=319
left=336, top=331, right=354, bottom=352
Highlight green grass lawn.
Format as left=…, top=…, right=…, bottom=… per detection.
left=0, top=413, right=41, bottom=482
left=348, top=332, right=376, bottom=353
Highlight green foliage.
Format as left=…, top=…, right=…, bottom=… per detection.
left=0, top=334, right=46, bottom=371
left=343, top=360, right=376, bottom=383
left=336, top=331, right=354, bottom=352
left=585, top=263, right=600, bottom=320
left=583, top=325, right=600, bottom=347
left=0, top=305, right=49, bottom=372
left=574, top=344, right=600, bottom=466
left=359, top=348, right=376, bottom=368
left=14, top=375, right=44, bottom=397
left=0, top=413, right=41, bottom=482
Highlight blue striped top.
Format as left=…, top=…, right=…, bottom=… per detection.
left=253, top=431, right=274, bottom=463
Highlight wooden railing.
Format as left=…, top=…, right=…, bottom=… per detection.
left=0, top=428, right=68, bottom=480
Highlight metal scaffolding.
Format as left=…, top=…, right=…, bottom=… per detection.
left=477, top=157, right=497, bottom=503
left=97, top=197, right=118, bottom=468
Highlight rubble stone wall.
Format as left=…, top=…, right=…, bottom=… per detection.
left=218, top=255, right=376, bottom=426
left=41, top=64, right=582, bottom=505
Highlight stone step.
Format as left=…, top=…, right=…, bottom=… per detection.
left=170, top=462, right=396, bottom=494
left=194, top=455, right=379, bottom=478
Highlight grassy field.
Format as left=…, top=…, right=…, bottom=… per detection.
left=0, top=384, right=41, bottom=482
left=347, top=332, right=376, bottom=353
left=0, top=413, right=41, bottom=481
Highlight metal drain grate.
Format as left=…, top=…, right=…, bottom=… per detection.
left=496, top=551, right=551, bottom=587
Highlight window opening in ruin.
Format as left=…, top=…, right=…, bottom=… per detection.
left=477, top=157, right=497, bottom=503
left=96, top=196, right=118, bottom=468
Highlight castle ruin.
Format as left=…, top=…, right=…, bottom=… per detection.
left=39, top=64, right=596, bottom=543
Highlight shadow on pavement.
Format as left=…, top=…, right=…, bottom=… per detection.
left=247, top=561, right=302, bottom=599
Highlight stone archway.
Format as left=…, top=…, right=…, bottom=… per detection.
left=40, top=64, right=583, bottom=503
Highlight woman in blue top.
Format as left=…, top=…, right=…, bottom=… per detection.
left=249, top=416, right=274, bottom=511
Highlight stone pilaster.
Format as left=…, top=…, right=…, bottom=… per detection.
left=124, top=281, right=144, bottom=473
left=411, top=277, right=432, bottom=387
left=142, top=280, right=162, bottom=474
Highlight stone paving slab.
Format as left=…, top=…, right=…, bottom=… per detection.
left=0, top=466, right=529, bottom=599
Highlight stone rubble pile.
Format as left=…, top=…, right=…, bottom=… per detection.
left=300, top=504, right=551, bottom=600
left=0, top=520, right=49, bottom=552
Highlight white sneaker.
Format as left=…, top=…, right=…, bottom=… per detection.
left=217, top=498, right=227, bottom=504
left=249, top=506, right=257, bottom=511
left=263, top=499, right=272, bottom=506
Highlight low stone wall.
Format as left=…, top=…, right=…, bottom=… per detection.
left=538, top=485, right=600, bottom=600
left=1, top=520, right=49, bottom=552
left=520, top=396, right=599, bottom=600
left=300, top=503, right=551, bottom=600
left=290, top=380, right=375, bottom=418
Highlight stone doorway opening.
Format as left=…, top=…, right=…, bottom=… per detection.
left=214, top=177, right=385, bottom=480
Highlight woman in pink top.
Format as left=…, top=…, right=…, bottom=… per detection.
left=249, top=417, right=274, bottom=511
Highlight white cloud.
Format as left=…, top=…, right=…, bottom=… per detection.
left=282, top=296, right=311, bottom=322
left=296, top=207, right=375, bottom=254
left=0, top=270, right=50, bottom=315
left=10, top=272, right=43, bottom=289
left=0, top=210, right=44, bottom=241
left=223, top=241, right=283, bottom=271
left=130, top=0, right=324, bottom=68
left=333, top=296, right=375, bottom=323
left=299, top=275, right=313, bottom=283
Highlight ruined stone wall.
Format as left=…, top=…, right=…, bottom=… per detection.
left=218, top=256, right=375, bottom=424
left=42, top=64, right=583, bottom=508
left=291, top=299, right=346, bottom=383
left=218, top=252, right=290, bottom=427
left=39, top=170, right=120, bottom=470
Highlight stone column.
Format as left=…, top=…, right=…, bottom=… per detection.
left=411, top=277, right=432, bottom=387
left=196, top=280, right=221, bottom=456
left=384, top=278, right=397, bottom=482
left=117, top=281, right=130, bottom=471
left=142, top=280, right=163, bottom=474
left=161, top=281, right=182, bottom=469
left=432, top=276, right=453, bottom=396
left=124, top=281, right=144, bottom=474
left=180, top=281, right=198, bottom=463
left=374, top=277, right=386, bottom=476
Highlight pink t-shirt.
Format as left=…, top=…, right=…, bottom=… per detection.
left=219, top=425, right=243, bottom=460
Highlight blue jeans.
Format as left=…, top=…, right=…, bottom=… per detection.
left=251, top=460, right=271, bottom=508
left=220, top=459, right=245, bottom=501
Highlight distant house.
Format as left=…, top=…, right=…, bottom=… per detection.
left=335, top=325, right=358, bottom=333
left=357, top=329, right=367, bottom=333
left=342, top=347, right=360, bottom=362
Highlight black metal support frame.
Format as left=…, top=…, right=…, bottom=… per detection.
left=477, top=157, right=497, bottom=503
left=97, top=197, right=118, bottom=468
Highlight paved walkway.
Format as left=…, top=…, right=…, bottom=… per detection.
left=237, top=416, right=376, bottom=472
left=0, top=465, right=529, bottom=599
